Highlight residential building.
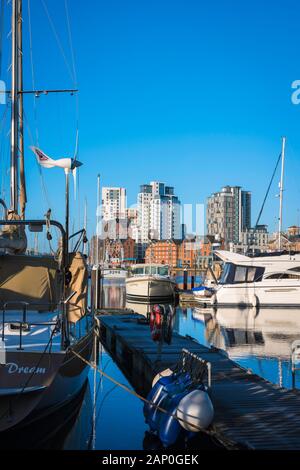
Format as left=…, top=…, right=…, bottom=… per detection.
left=103, top=237, right=136, bottom=265
left=102, top=187, right=126, bottom=222
left=206, top=185, right=251, bottom=247
left=145, top=240, right=180, bottom=267
left=135, top=181, right=182, bottom=258
left=144, top=236, right=224, bottom=269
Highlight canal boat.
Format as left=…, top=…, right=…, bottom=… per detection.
left=125, top=264, right=176, bottom=301
left=0, top=0, right=94, bottom=432
left=196, top=250, right=300, bottom=308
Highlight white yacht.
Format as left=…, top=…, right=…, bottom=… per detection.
left=125, top=264, right=177, bottom=301
left=194, top=250, right=300, bottom=308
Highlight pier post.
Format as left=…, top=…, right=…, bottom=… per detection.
left=183, top=269, right=188, bottom=291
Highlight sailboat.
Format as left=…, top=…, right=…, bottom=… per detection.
left=0, top=0, right=94, bottom=432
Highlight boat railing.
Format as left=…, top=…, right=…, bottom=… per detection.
left=181, top=348, right=212, bottom=392
left=1, top=301, right=59, bottom=350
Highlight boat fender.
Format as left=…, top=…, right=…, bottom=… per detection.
left=176, top=389, right=214, bottom=432
left=152, top=368, right=174, bottom=388
left=146, top=374, right=193, bottom=430
left=158, top=390, right=189, bottom=447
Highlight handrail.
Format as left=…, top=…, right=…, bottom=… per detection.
left=0, top=218, right=67, bottom=268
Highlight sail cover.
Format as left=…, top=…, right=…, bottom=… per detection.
left=0, top=254, right=62, bottom=311
left=67, top=252, right=88, bottom=323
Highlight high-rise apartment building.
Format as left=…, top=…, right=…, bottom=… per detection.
left=102, top=187, right=127, bottom=221
left=206, top=186, right=251, bottom=246
left=136, top=181, right=182, bottom=244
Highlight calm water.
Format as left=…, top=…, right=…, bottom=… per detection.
left=4, top=280, right=300, bottom=449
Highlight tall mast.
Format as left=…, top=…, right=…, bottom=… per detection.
left=18, top=0, right=26, bottom=218
left=10, top=0, right=19, bottom=212
left=83, top=197, right=87, bottom=256
left=96, top=173, right=100, bottom=266
left=278, top=136, right=286, bottom=251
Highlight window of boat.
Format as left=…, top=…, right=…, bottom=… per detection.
left=132, top=267, right=144, bottom=275
left=289, top=267, right=300, bottom=272
left=234, top=266, right=247, bottom=283
left=219, top=263, right=235, bottom=284
left=247, top=267, right=256, bottom=282
left=265, top=272, right=300, bottom=279
left=158, top=266, right=169, bottom=276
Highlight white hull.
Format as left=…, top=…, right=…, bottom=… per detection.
left=215, top=281, right=300, bottom=308
left=125, top=276, right=176, bottom=300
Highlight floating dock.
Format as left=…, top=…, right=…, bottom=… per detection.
left=98, top=311, right=300, bottom=450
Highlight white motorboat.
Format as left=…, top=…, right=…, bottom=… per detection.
left=125, top=264, right=177, bottom=301
left=198, top=250, right=300, bottom=308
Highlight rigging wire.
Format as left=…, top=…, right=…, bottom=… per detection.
left=27, top=0, right=39, bottom=146
left=0, top=0, right=5, bottom=77
left=247, top=152, right=282, bottom=252
left=64, top=0, right=81, bottom=232
left=40, top=0, right=74, bottom=84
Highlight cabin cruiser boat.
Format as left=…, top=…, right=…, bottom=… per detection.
left=194, top=250, right=300, bottom=308
left=125, top=264, right=176, bottom=301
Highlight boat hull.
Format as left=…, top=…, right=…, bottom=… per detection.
left=0, top=328, right=94, bottom=432
left=214, top=282, right=300, bottom=308
left=125, top=276, right=176, bottom=301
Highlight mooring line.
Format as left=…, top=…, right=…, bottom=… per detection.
left=70, top=347, right=232, bottom=446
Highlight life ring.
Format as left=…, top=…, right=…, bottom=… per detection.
left=150, top=305, right=163, bottom=342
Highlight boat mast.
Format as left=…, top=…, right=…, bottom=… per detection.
left=278, top=136, right=286, bottom=251
left=96, top=173, right=100, bottom=266
left=18, top=0, right=26, bottom=219
left=83, top=197, right=87, bottom=255
left=10, top=0, right=19, bottom=213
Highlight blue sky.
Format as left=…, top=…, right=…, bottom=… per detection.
left=1, top=0, right=300, bottom=240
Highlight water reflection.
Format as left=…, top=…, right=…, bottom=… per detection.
left=4, top=281, right=299, bottom=449
left=101, top=280, right=126, bottom=308
left=176, top=306, right=300, bottom=390
left=0, top=381, right=93, bottom=449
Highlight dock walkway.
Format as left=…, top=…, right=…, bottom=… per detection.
left=98, top=312, right=300, bottom=450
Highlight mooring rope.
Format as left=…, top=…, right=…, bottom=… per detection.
left=70, top=346, right=236, bottom=451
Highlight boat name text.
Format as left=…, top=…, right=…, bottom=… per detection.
left=5, top=363, right=46, bottom=374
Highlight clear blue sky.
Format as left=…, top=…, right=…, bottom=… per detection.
left=1, top=0, right=300, bottom=240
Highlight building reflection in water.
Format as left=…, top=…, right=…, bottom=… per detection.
left=188, top=306, right=300, bottom=389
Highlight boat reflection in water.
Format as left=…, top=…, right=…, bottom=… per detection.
left=0, top=380, right=94, bottom=450
left=191, top=306, right=300, bottom=388
left=101, top=280, right=126, bottom=308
